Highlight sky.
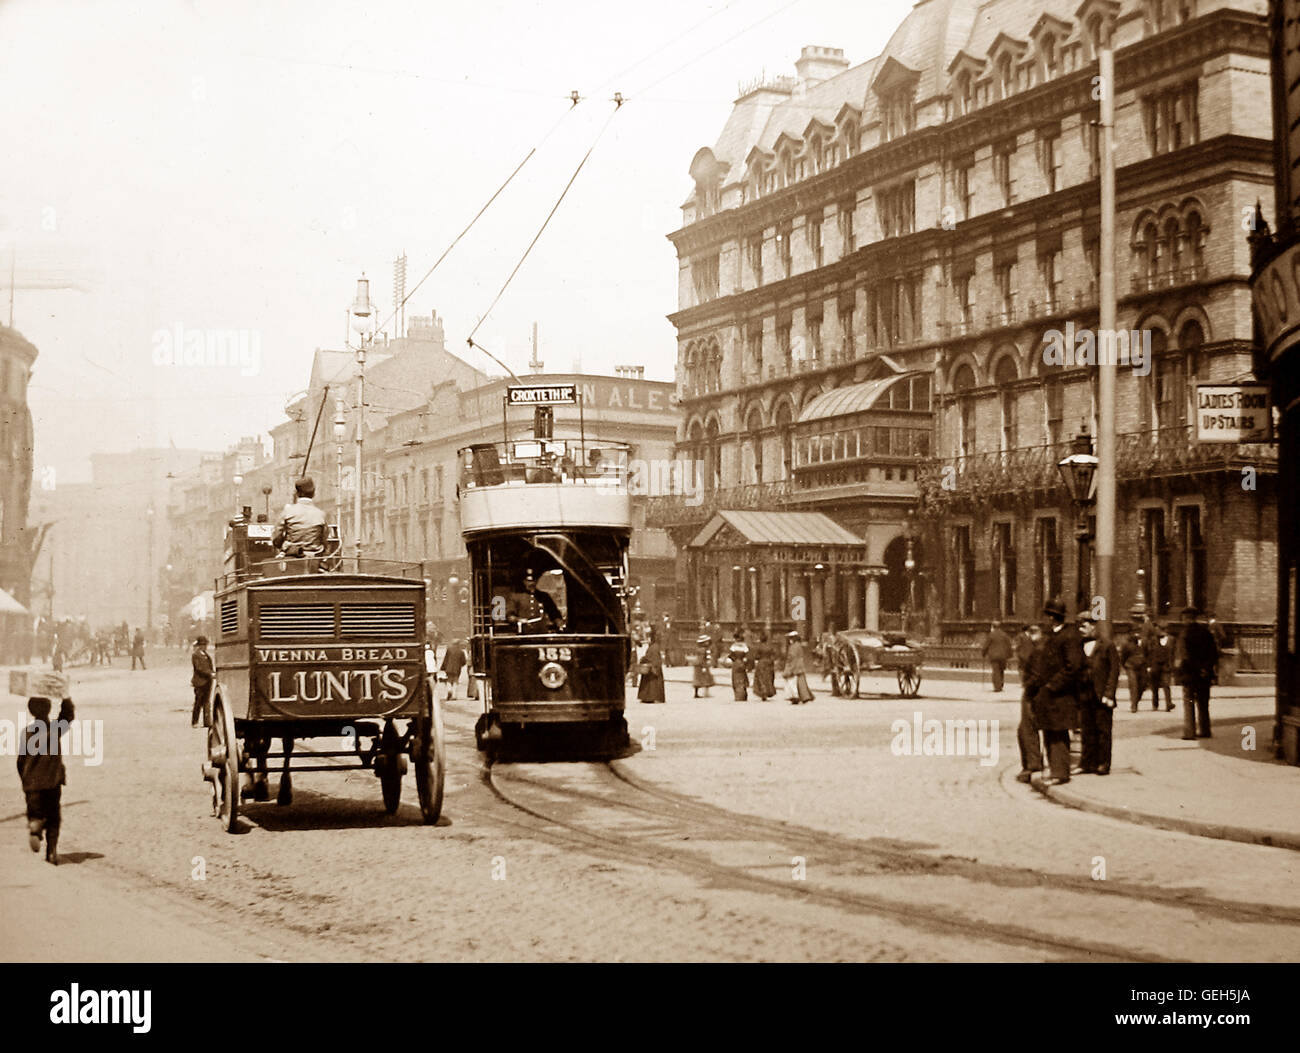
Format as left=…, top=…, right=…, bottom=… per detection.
left=0, top=0, right=918, bottom=483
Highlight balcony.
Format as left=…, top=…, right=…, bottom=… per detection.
left=645, top=479, right=791, bottom=531
left=918, top=427, right=1278, bottom=510
left=1129, top=264, right=1206, bottom=295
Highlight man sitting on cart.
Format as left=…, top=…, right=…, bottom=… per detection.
left=272, top=477, right=328, bottom=558
left=506, top=568, right=562, bottom=633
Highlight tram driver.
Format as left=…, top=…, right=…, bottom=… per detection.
left=506, top=568, right=562, bottom=632
left=272, top=477, right=328, bottom=558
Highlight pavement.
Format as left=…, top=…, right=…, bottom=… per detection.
left=662, top=661, right=1300, bottom=853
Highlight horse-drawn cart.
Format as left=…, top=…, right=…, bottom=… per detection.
left=828, top=629, right=924, bottom=699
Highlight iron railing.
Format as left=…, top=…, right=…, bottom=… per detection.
left=644, top=479, right=792, bottom=530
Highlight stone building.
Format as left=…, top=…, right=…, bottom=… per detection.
left=653, top=0, right=1278, bottom=660
left=0, top=324, right=39, bottom=659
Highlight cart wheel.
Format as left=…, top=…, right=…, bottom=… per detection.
left=414, top=687, right=446, bottom=824
left=207, top=699, right=240, bottom=833
left=897, top=667, right=922, bottom=698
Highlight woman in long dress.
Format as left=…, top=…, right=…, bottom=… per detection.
left=637, top=627, right=666, bottom=704
left=752, top=632, right=776, bottom=700
left=728, top=629, right=751, bottom=701
left=692, top=634, right=714, bottom=698
left=784, top=631, right=815, bottom=704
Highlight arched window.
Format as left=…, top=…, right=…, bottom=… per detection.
left=1184, top=210, right=1206, bottom=276
left=997, top=56, right=1014, bottom=100
left=1163, top=216, right=1183, bottom=280
left=704, top=418, right=722, bottom=491
left=952, top=363, right=977, bottom=458
left=775, top=402, right=794, bottom=478
left=745, top=407, right=765, bottom=484
left=994, top=355, right=1019, bottom=453
left=1138, top=220, right=1161, bottom=286
left=1178, top=320, right=1205, bottom=423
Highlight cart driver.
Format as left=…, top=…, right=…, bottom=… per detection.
left=506, top=568, right=562, bottom=632
left=272, top=477, right=328, bottom=557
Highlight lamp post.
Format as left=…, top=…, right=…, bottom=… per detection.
left=261, top=485, right=272, bottom=520
left=333, top=398, right=347, bottom=547
left=1057, top=432, right=1099, bottom=616
left=349, top=277, right=376, bottom=561
left=145, top=505, right=155, bottom=635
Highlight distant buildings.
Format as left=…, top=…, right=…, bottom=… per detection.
left=0, top=324, right=38, bottom=659
left=654, top=0, right=1278, bottom=664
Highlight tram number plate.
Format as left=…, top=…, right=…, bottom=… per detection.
left=537, top=646, right=572, bottom=662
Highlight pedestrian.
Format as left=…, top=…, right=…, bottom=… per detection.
left=1015, top=624, right=1046, bottom=783
left=51, top=632, right=65, bottom=673
left=706, top=621, right=723, bottom=668
left=1077, top=616, right=1119, bottom=775
left=783, top=630, right=815, bottom=705
left=440, top=638, right=466, bottom=700
left=1177, top=606, right=1219, bottom=740
left=191, top=636, right=214, bottom=728
left=728, top=629, right=751, bottom=701
left=1205, top=611, right=1229, bottom=684
left=637, top=627, right=666, bottom=704
left=692, top=634, right=714, bottom=697
left=131, top=628, right=147, bottom=671
left=980, top=621, right=1013, bottom=693
left=1029, top=599, right=1084, bottom=785
left=1117, top=628, right=1148, bottom=712
left=1146, top=625, right=1174, bottom=712
left=752, top=631, right=777, bottom=701
left=17, top=675, right=74, bottom=866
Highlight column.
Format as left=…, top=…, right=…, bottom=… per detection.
left=847, top=572, right=863, bottom=629
left=794, top=571, right=810, bottom=635
left=864, top=566, right=887, bottom=632
left=810, top=572, right=826, bottom=639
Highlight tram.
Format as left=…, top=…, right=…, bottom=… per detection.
left=202, top=510, right=445, bottom=831
left=460, top=383, right=632, bottom=757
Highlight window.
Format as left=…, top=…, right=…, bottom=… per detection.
left=1177, top=505, right=1206, bottom=612
left=955, top=525, right=976, bottom=618
left=839, top=297, right=856, bottom=359
left=1085, top=116, right=1100, bottom=180
left=995, top=356, right=1018, bottom=453
left=953, top=363, right=977, bottom=457
left=996, top=56, right=1015, bottom=100
left=1044, top=374, right=1065, bottom=446
left=1084, top=237, right=1100, bottom=298
left=838, top=200, right=856, bottom=254
left=1138, top=328, right=1167, bottom=431
left=777, top=221, right=793, bottom=278
left=1038, top=249, right=1062, bottom=312
left=994, top=521, right=1017, bottom=618
left=877, top=181, right=916, bottom=239
left=993, top=142, right=1015, bottom=207
left=1141, top=507, right=1171, bottom=616
left=745, top=321, right=763, bottom=377
left=874, top=275, right=922, bottom=348
left=954, top=159, right=975, bottom=220
left=806, top=307, right=824, bottom=363
left=1038, top=128, right=1061, bottom=193
left=776, top=403, right=793, bottom=477
left=1184, top=210, right=1206, bottom=277
left=954, top=72, right=975, bottom=116
left=692, top=253, right=719, bottom=303
left=1156, top=351, right=1187, bottom=430
left=807, top=213, right=823, bottom=268
left=777, top=317, right=792, bottom=371
left=881, top=87, right=916, bottom=141
left=746, top=409, right=765, bottom=483
left=994, top=261, right=1017, bottom=323
left=434, top=465, right=444, bottom=501
left=1034, top=518, right=1063, bottom=611
left=748, top=236, right=764, bottom=286
left=954, top=271, right=975, bottom=329
left=1144, top=84, right=1199, bottom=155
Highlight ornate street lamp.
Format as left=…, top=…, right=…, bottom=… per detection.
left=1057, top=431, right=1098, bottom=613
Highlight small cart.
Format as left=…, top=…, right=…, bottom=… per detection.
left=828, top=629, right=924, bottom=699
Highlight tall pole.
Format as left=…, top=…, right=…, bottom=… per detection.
left=1095, top=35, right=1117, bottom=640
left=146, top=507, right=155, bottom=634
left=353, top=356, right=364, bottom=561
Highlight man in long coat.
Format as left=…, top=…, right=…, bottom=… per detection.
left=1177, top=607, right=1219, bottom=739
left=1015, top=624, right=1046, bottom=783
left=1077, top=616, right=1119, bottom=774
left=440, top=639, right=467, bottom=699
left=191, top=636, right=214, bottom=728
left=1117, top=629, right=1148, bottom=712
left=1029, top=599, right=1084, bottom=784
left=981, top=622, right=1014, bottom=692
left=637, top=628, right=666, bottom=704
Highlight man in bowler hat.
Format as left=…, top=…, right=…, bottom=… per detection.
left=1177, top=606, right=1219, bottom=739
left=1029, top=599, right=1084, bottom=784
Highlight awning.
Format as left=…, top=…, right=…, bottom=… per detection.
left=0, top=588, right=28, bottom=615
left=688, top=510, right=864, bottom=549
left=797, top=372, right=918, bottom=424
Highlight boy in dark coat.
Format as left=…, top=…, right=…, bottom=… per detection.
left=18, top=680, right=74, bottom=865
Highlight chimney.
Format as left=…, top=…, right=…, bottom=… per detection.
left=795, top=46, right=848, bottom=88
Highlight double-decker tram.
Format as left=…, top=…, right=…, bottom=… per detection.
left=202, top=508, right=445, bottom=832
left=460, top=383, right=633, bottom=758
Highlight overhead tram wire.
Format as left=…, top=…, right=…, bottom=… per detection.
left=466, top=102, right=624, bottom=373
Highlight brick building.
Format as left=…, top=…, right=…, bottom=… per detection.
left=0, top=324, right=39, bottom=659
left=653, top=0, right=1278, bottom=659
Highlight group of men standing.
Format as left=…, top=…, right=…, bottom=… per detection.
left=1007, top=603, right=1221, bottom=785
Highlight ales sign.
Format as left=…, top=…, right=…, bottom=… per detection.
left=1195, top=385, right=1273, bottom=443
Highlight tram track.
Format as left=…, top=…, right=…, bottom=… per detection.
left=484, top=759, right=1173, bottom=963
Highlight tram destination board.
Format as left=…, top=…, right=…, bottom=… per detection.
left=507, top=383, right=577, bottom=406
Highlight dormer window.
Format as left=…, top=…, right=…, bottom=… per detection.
left=1040, top=35, right=1058, bottom=79
left=881, top=88, right=916, bottom=142
left=955, top=71, right=974, bottom=115
left=997, top=56, right=1015, bottom=100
